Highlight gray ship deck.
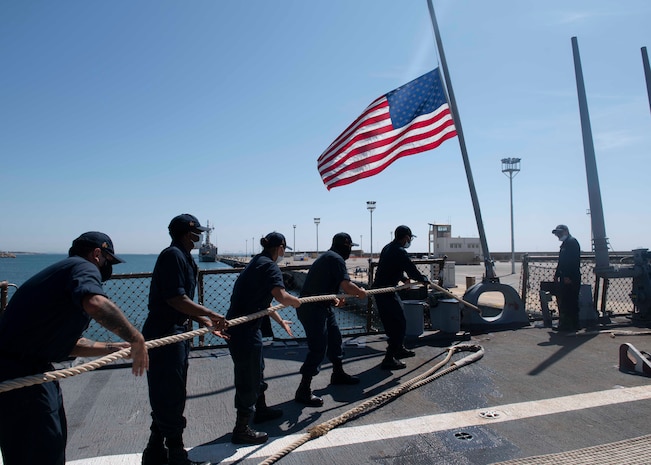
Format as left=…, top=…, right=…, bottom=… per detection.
left=56, top=319, right=651, bottom=465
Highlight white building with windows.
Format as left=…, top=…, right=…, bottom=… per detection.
left=428, top=223, right=482, bottom=264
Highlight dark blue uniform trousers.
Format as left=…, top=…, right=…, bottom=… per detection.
left=147, top=339, right=189, bottom=438
left=374, top=292, right=407, bottom=353
left=558, top=282, right=581, bottom=331
left=297, top=304, right=344, bottom=377
left=0, top=359, right=66, bottom=465
left=228, top=334, right=264, bottom=416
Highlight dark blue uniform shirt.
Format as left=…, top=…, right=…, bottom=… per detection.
left=0, top=256, right=104, bottom=364
left=226, top=252, right=285, bottom=342
left=300, top=250, right=349, bottom=304
left=555, top=235, right=581, bottom=283
left=372, top=240, right=426, bottom=288
left=144, top=241, right=198, bottom=336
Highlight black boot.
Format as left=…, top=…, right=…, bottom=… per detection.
left=142, top=423, right=167, bottom=465
left=253, top=393, right=283, bottom=424
left=232, top=413, right=268, bottom=445
left=381, top=354, right=406, bottom=370
left=330, top=361, right=360, bottom=385
left=393, top=346, right=416, bottom=359
left=164, top=436, right=211, bottom=465
left=294, top=375, right=324, bottom=406
left=165, top=436, right=189, bottom=465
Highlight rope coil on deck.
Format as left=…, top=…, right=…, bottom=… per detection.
left=0, top=282, right=463, bottom=394
left=258, top=343, right=485, bottom=465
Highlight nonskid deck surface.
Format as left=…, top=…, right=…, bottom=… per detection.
left=17, top=321, right=650, bottom=465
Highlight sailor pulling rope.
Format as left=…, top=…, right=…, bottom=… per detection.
left=0, top=282, right=479, bottom=394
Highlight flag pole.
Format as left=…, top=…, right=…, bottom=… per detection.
left=426, top=0, right=496, bottom=281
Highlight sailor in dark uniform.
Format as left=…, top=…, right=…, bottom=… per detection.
left=295, top=233, right=368, bottom=407
left=226, top=232, right=299, bottom=444
left=372, top=225, right=429, bottom=370
left=0, top=232, right=148, bottom=465
left=142, top=214, right=227, bottom=465
left=552, top=224, right=581, bottom=332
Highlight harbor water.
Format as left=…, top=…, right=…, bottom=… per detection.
left=0, top=253, right=231, bottom=288
left=0, top=254, right=234, bottom=344
left=0, top=254, right=369, bottom=343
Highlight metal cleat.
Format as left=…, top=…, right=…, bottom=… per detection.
left=619, top=343, right=651, bottom=377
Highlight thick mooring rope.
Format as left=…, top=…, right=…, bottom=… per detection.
left=0, top=282, right=459, bottom=394
left=258, top=343, right=485, bottom=465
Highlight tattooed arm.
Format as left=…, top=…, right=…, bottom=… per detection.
left=81, top=294, right=149, bottom=376
left=69, top=337, right=130, bottom=357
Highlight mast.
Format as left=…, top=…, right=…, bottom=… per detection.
left=571, top=36, right=610, bottom=272
left=642, top=46, right=651, bottom=116
left=426, top=0, right=496, bottom=280
left=204, top=220, right=213, bottom=245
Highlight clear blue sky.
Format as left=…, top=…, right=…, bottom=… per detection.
left=2, top=1, right=650, bottom=256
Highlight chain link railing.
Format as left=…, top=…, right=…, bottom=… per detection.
left=3, top=255, right=637, bottom=347
left=82, top=260, right=408, bottom=347
left=520, top=253, right=634, bottom=319
left=81, top=259, right=446, bottom=347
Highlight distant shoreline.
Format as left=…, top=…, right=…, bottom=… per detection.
left=0, top=252, right=44, bottom=257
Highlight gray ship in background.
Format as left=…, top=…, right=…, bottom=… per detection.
left=199, top=220, right=217, bottom=263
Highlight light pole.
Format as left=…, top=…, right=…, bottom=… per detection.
left=360, top=235, right=363, bottom=256
left=252, top=237, right=255, bottom=256
left=501, top=157, right=521, bottom=274
left=366, top=201, right=376, bottom=260
left=314, top=218, right=320, bottom=255
left=293, top=224, right=296, bottom=259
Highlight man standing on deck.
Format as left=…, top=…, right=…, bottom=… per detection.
left=142, top=214, right=227, bottom=465
left=373, top=225, right=429, bottom=370
left=295, top=233, right=368, bottom=407
left=0, top=232, right=149, bottom=465
left=552, top=224, right=581, bottom=332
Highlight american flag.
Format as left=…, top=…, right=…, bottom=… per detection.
left=318, top=68, right=457, bottom=190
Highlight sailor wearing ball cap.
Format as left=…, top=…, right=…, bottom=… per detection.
left=551, top=224, right=581, bottom=332
left=372, top=225, right=430, bottom=370
left=0, top=232, right=148, bottom=465
left=226, top=232, right=301, bottom=445
left=295, top=232, right=368, bottom=408
left=142, top=214, right=227, bottom=465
